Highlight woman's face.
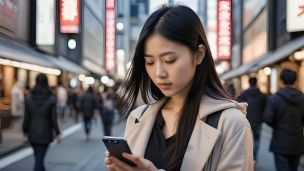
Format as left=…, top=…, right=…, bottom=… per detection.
left=144, top=34, right=205, bottom=98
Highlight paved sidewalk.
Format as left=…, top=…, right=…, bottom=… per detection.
left=0, top=118, right=126, bottom=171
left=0, top=117, right=77, bottom=157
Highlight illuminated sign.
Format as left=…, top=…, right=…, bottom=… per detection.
left=217, top=0, right=231, bottom=60
left=287, top=0, right=304, bottom=32
left=60, top=0, right=80, bottom=33
left=106, top=0, right=115, bottom=71
left=36, top=0, right=55, bottom=45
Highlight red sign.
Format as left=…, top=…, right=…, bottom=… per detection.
left=217, top=0, right=231, bottom=60
left=299, top=5, right=304, bottom=16
left=106, top=0, right=115, bottom=71
left=60, top=0, right=80, bottom=33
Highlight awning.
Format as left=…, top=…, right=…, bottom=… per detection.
left=0, top=35, right=89, bottom=75
left=219, top=53, right=269, bottom=80
left=220, top=35, right=304, bottom=81
left=250, top=35, right=304, bottom=72
left=0, top=35, right=55, bottom=68
left=45, top=55, right=89, bottom=75
left=83, top=59, right=106, bottom=76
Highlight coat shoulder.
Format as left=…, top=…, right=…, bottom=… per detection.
left=219, top=108, right=251, bottom=131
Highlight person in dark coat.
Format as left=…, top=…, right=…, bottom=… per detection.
left=237, top=77, right=267, bottom=162
left=81, top=86, right=97, bottom=140
left=99, top=86, right=115, bottom=136
left=265, top=69, right=304, bottom=171
left=23, top=74, right=61, bottom=171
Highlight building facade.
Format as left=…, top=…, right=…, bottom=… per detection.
left=220, top=0, right=304, bottom=95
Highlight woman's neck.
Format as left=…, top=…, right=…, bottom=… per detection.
left=163, top=96, right=185, bottom=115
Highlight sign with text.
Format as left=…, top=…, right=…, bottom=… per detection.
left=106, top=0, right=115, bottom=71
left=60, top=0, right=80, bottom=33
left=287, top=0, right=304, bottom=32
left=217, top=0, right=231, bottom=60
left=36, top=0, right=55, bottom=45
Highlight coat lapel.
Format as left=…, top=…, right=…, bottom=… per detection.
left=181, top=117, right=221, bottom=171
left=125, top=98, right=168, bottom=157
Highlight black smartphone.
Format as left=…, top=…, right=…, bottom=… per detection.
left=102, top=136, right=137, bottom=167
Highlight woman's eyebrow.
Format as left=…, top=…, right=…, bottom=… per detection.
left=144, top=51, right=176, bottom=57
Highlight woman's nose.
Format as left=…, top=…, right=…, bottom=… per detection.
left=155, top=62, right=167, bottom=78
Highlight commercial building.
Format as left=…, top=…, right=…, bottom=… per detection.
left=220, top=0, right=304, bottom=95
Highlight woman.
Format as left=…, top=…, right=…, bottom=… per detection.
left=80, top=86, right=97, bottom=140
left=23, top=74, right=61, bottom=171
left=104, top=5, right=253, bottom=171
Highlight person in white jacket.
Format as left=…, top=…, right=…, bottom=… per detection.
left=56, top=82, right=68, bottom=118
left=104, top=4, right=253, bottom=171
left=10, top=79, right=25, bottom=129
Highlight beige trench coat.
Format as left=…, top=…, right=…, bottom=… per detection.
left=124, top=96, right=254, bottom=171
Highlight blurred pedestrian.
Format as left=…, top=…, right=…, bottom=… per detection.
left=104, top=5, right=253, bottom=170
left=227, top=83, right=236, bottom=100
left=99, top=86, right=115, bottom=136
left=66, top=86, right=74, bottom=117
left=265, top=69, right=304, bottom=171
left=10, top=79, right=25, bottom=129
left=24, top=84, right=31, bottom=96
left=72, top=87, right=81, bottom=123
left=23, top=73, right=61, bottom=171
left=81, top=86, right=97, bottom=140
left=237, top=77, right=267, bottom=163
left=56, top=82, right=68, bottom=118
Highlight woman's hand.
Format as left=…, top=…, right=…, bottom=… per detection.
left=104, top=152, right=158, bottom=171
left=56, top=134, right=61, bottom=143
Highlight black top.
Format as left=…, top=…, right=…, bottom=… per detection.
left=144, top=109, right=182, bottom=170
left=81, top=92, right=98, bottom=118
left=237, top=86, right=267, bottom=123
left=23, top=94, right=60, bottom=144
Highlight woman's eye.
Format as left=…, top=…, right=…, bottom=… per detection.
left=165, top=60, right=176, bottom=64
left=146, top=62, right=154, bottom=65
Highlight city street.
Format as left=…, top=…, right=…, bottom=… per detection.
left=0, top=117, right=126, bottom=171
left=0, top=118, right=276, bottom=171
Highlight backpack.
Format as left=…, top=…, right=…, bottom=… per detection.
left=135, top=104, right=222, bottom=128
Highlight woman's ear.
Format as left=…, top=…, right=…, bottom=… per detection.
left=195, top=44, right=206, bottom=65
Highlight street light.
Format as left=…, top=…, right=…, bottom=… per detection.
left=78, top=74, right=85, bottom=81
left=116, top=22, right=124, bottom=30
left=85, top=77, right=95, bottom=85
left=101, top=76, right=109, bottom=84
left=263, top=67, right=272, bottom=75
left=68, top=39, right=76, bottom=49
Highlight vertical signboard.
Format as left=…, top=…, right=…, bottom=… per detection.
left=217, top=0, right=231, bottom=60
left=106, top=0, right=115, bottom=71
left=60, top=0, right=80, bottom=33
left=287, top=0, right=304, bottom=32
left=207, top=0, right=218, bottom=60
left=36, top=0, right=55, bottom=45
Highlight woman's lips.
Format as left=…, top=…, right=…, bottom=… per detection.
left=158, top=83, right=172, bottom=90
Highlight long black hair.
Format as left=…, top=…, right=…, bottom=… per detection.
left=116, top=5, right=231, bottom=169
left=31, top=73, right=53, bottom=95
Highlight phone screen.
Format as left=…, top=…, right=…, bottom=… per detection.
left=102, top=136, right=137, bottom=167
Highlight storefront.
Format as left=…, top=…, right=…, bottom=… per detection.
left=220, top=0, right=304, bottom=95
left=0, top=0, right=90, bottom=131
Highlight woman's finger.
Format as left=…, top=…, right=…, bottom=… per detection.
left=105, top=151, right=112, bottom=157
left=104, top=157, right=114, bottom=165
left=109, top=162, right=127, bottom=171
left=112, top=156, right=135, bottom=171
left=122, top=153, right=149, bottom=168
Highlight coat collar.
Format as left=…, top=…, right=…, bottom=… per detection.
left=126, top=95, right=246, bottom=170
